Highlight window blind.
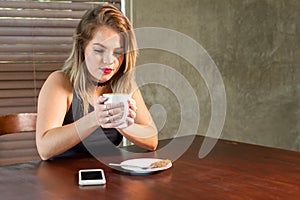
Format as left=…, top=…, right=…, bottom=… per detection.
left=0, top=0, right=121, bottom=115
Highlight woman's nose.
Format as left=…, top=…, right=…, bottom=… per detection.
left=103, top=52, right=114, bottom=65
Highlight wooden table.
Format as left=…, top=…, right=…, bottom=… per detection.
left=1, top=135, right=300, bottom=199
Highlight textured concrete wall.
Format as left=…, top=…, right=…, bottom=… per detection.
left=128, top=0, right=299, bottom=151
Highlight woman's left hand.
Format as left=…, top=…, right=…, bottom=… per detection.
left=125, top=98, right=137, bottom=127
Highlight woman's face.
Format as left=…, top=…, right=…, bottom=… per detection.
left=84, top=26, right=124, bottom=83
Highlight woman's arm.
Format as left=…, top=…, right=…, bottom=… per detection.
left=117, top=89, right=158, bottom=151
left=36, top=71, right=99, bottom=160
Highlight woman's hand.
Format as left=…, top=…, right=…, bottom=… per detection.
left=95, top=96, right=124, bottom=128
left=125, top=98, right=137, bottom=127
left=94, top=96, right=138, bottom=129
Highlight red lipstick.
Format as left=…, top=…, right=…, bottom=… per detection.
left=102, top=68, right=112, bottom=75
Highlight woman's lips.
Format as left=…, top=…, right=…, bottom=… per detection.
left=102, top=68, right=112, bottom=75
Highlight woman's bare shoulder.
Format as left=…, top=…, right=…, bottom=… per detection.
left=47, top=71, right=70, bottom=83
left=45, top=71, right=72, bottom=91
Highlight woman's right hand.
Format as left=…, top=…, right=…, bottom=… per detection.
left=94, top=96, right=125, bottom=128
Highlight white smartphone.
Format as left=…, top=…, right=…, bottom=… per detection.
left=78, top=169, right=106, bottom=186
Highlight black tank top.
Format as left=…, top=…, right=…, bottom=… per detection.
left=58, top=93, right=123, bottom=156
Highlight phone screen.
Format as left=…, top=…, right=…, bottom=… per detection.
left=81, top=171, right=103, bottom=180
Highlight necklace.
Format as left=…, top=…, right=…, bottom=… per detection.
left=91, top=79, right=110, bottom=87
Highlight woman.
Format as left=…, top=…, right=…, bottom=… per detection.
left=36, top=5, right=158, bottom=160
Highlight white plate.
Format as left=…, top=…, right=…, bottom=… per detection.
left=120, top=158, right=172, bottom=174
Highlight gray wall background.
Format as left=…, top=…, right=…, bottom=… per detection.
left=125, top=0, right=299, bottom=151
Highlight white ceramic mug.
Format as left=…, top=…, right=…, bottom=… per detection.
left=103, top=93, right=130, bottom=129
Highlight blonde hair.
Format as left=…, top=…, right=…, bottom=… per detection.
left=62, top=5, right=138, bottom=114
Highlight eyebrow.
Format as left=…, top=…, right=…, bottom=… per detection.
left=92, top=43, right=124, bottom=50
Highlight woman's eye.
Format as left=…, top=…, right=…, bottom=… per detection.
left=94, top=49, right=104, bottom=53
left=114, top=52, right=124, bottom=56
